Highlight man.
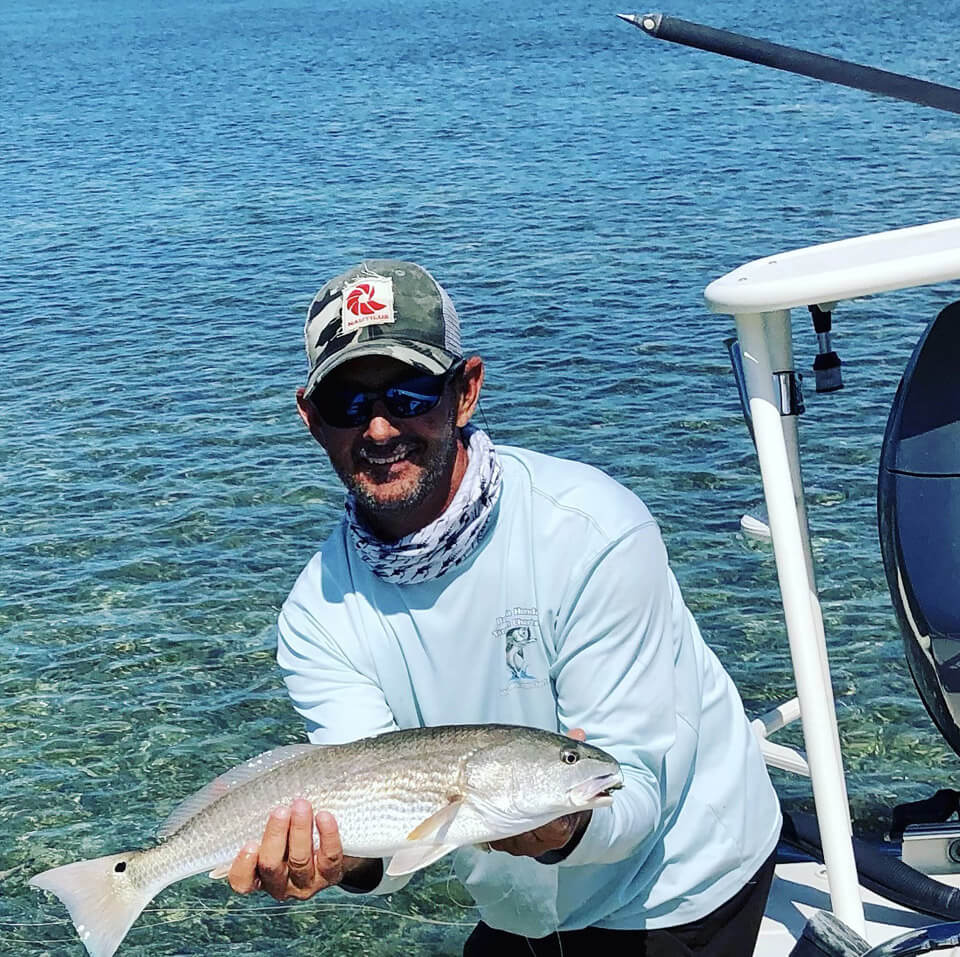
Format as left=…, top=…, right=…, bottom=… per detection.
left=228, top=260, right=781, bottom=955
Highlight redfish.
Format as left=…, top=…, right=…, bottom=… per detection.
left=30, top=724, right=622, bottom=956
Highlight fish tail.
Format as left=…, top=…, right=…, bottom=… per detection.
left=29, top=852, right=158, bottom=957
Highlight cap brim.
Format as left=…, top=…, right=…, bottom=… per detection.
left=304, top=340, right=458, bottom=397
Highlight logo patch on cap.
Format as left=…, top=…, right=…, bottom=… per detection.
left=341, top=277, right=395, bottom=332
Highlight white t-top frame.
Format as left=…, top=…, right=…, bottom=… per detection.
left=705, top=219, right=960, bottom=938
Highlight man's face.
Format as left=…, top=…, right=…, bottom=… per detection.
left=302, top=356, right=465, bottom=523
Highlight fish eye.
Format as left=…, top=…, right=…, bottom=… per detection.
left=560, top=749, right=579, bottom=765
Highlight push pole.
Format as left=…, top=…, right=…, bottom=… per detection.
left=617, top=13, right=960, bottom=115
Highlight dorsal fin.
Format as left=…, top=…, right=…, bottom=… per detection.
left=158, top=744, right=317, bottom=839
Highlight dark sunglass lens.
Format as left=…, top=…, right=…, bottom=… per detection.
left=384, top=376, right=447, bottom=418
left=386, top=391, right=440, bottom=418
left=315, top=388, right=370, bottom=427
left=398, top=374, right=446, bottom=395
left=314, top=366, right=457, bottom=425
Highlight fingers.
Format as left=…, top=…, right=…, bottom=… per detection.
left=490, top=834, right=545, bottom=856
left=489, top=830, right=545, bottom=856
left=566, top=728, right=586, bottom=741
left=258, top=806, right=294, bottom=899
left=315, top=811, right=346, bottom=886
left=227, top=842, right=262, bottom=894
left=535, top=814, right=578, bottom=845
left=488, top=835, right=520, bottom=855
left=286, top=799, right=317, bottom=890
left=226, top=803, right=349, bottom=902
left=489, top=814, right=579, bottom=857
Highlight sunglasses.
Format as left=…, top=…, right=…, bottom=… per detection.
left=312, top=361, right=465, bottom=428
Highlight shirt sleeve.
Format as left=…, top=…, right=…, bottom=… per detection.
left=276, top=577, right=409, bottom=896
left=277, top=586, right=398, bottom=745
left=549, top=521, right=689, bottom=868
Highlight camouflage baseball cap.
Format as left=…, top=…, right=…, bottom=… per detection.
left=303, top=260, right=463, bottom=397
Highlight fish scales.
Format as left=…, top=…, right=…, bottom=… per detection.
left=131, top=753, right=454, bottom=890
left=29, top=723, right=623, bottom=957
left=164, top=729, right=480, bottom=864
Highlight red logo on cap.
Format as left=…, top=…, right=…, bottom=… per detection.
left=345, top=283, right=387, bottom=316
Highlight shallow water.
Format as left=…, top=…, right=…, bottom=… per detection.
left=3, top=0, right=960, bottom=952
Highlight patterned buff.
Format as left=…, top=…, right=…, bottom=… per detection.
left=345, top=426, right=503, bottom=584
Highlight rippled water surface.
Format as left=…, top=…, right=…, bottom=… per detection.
left=3, top=0, right=960, bottom=952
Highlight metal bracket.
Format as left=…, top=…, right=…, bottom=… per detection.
left=773, top=370, right=805, bottom=416
left=901, top=822, right=960, bottom=875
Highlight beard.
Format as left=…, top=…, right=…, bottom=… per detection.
left=338, top=404, right=461, bottom=526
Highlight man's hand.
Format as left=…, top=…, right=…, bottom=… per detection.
left=488, top=811, right=590, bottom=858
left=488, top=727, right=591, bottom=861
left=227, top=799, right=379, bottom=900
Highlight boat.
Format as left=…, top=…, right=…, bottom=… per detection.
left=713, top=218, right=960, bottom=957
left=619, top=13, right=960, bottom=956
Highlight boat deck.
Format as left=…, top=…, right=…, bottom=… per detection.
left=759, top=862, right=960, bottom=954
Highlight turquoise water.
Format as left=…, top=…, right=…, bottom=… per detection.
left=3, top=0, right=960, bottom=952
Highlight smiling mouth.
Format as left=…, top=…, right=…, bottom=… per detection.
left=358, top=444, right=417, bottom=468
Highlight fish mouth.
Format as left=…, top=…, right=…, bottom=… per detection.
left=568, top=771, right=624, bottom=807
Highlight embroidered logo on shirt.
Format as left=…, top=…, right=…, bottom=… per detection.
left=341, top=277, right=395, bottom=332
left=494, top=607, right=542, bottom=683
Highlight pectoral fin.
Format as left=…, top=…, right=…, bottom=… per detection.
left=386, top=843, right=458, bottom=877
left=208, top=863, right=232, bottom=880
left=405, top=798, right=462, bottom=842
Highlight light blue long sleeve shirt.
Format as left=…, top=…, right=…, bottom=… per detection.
left=277, top=445, right=781, bottom=933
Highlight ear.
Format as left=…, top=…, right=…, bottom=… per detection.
left=455, top=356, right=484, bottom=428
left=296, top=387, right=328, bottom=449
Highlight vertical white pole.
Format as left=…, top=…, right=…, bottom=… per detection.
left=782, top=406, right=853, bottom=815
left=735, top=309, right=866, bottom=936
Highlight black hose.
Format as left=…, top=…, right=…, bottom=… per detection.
left=782, top=811, right=960, bottom=922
